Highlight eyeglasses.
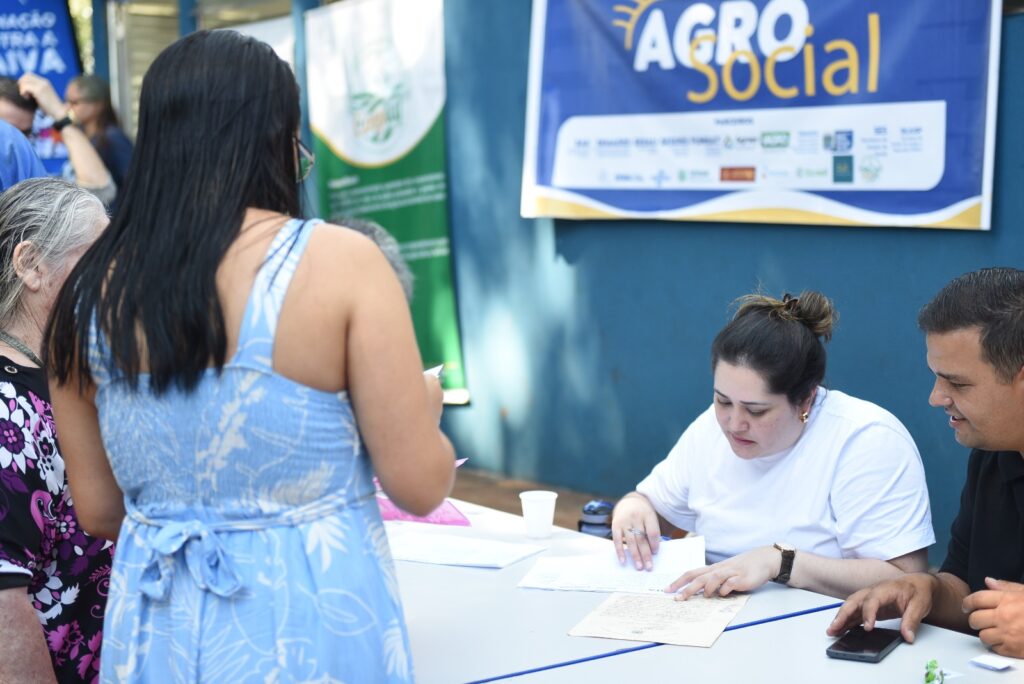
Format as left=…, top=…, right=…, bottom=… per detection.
left=295, top=137, right=315, bottom=183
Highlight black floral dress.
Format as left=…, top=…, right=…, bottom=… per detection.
left=0, top=356, right=115, bottom=683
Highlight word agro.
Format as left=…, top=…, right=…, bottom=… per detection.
left=627, top=0, right=880, bottom=104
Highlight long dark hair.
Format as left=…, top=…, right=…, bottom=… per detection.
left=711, top=291, right=836, bottom=405
left=47, top=30, right=301, bottom=393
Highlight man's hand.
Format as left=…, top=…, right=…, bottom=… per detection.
left=963, top=577, right=1024, bottom=658
left=827, top=573, right=939, bottom=643
left=17, top=74, right=65, bottom=120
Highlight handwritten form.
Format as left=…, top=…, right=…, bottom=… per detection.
left=517, top=537, right=706, bottom=593
left=385, top=521, right=545, bottom=568
left=569, top=592, right=749, bottom=647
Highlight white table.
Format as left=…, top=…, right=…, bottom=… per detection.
left=395, top=500, right=843, bottom=684
left=517, top=609, right=1021, bottom=683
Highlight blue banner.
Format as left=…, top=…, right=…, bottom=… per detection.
left=522, top=0, right=1001, bottom=229
left=0, top=0, right=81, bottom=173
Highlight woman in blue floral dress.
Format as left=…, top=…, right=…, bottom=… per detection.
left=0, top=177, right=112, bottom=682
left=44, top=31, right=456, bottom=683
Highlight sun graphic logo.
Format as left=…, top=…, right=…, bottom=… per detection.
left=611, top=0, right=661, bottom=51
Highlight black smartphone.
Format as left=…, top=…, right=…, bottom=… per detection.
left=825, top=626, right=903, bottom=663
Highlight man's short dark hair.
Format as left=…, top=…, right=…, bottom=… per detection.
left=0, top=77, right=37, bottom=113
left=918, top=267, right=1024, bottom=381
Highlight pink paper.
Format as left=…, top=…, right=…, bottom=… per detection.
left=377, top=495, right=471, bottom=526
left=375, top=458, right=471, bottom=525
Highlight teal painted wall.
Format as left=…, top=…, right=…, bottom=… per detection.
left=441, top=3, right=1024, bottom=565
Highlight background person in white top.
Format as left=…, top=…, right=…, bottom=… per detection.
left=612, top=291, right=935, bottom=600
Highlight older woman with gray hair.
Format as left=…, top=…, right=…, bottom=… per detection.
left=0, top=177, right=112, bottom=683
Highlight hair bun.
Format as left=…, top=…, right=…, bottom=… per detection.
left=733, top=290, right=836, bottom=341
left=783, top=290, right=836, bottom=341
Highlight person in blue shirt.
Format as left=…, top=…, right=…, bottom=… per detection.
left=0, top=119, right=46, bottom=190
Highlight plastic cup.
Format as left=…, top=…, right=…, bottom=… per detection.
left=519, top=490, right=558, bottom=538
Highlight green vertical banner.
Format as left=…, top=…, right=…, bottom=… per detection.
left=305, top=0, right=468, bottom=402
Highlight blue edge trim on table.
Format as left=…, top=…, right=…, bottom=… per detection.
left=467, top=601, right=844, bottom=683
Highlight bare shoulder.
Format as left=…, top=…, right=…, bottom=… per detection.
left=293, top=221, right=402, bottom=309
left=309, top=220, right=373, bottom=246
left=297, top=221, right=386, bottom=276
left=305, top=221, right=390, bottom=273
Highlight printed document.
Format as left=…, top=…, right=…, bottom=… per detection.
left=569, top=592, right=749, bottom=647
left=518, top=537, right=706, bottom=593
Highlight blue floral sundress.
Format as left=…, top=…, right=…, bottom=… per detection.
left=90, top=219, right=412, bottom=683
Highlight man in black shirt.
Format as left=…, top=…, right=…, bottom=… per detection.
left=829, top=267, right=1024, bottom=658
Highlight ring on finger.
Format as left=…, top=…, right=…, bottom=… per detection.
left=627, top=527, right=646, bottom=536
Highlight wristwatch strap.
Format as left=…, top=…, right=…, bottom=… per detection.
left=53, top=115, right=73, bottom=132
left=772, top=543, right=795, bottom=585
left=53, top=107, right=77, bottom=132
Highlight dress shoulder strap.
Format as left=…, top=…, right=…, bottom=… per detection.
left=231, top=218, right=322, bottom=371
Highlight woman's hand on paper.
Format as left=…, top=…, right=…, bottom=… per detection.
left=669, top=545, right=780, bottom=600
left=611, top=492, right=662, bottom=571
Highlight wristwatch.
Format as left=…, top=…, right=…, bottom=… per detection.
left=772, top=542, right=796, bottom=585
left=53, top=108, right=77, bottom=132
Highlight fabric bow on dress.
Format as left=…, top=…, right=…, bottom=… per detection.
left=138, top=520, right=243, bottom=600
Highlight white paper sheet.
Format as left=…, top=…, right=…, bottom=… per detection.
left=385, top=521, right=545, bottom=568
left=971, top=654, right=1016, bottom=671
left=569, top=592, right=749, bottom=647
left=517, top=537, right=706, bottom=593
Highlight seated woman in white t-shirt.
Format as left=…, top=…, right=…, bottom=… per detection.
left=612, top=290, right=935, bottom=600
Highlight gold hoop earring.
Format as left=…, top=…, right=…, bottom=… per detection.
left=800, top=411, right=809, bottom=424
